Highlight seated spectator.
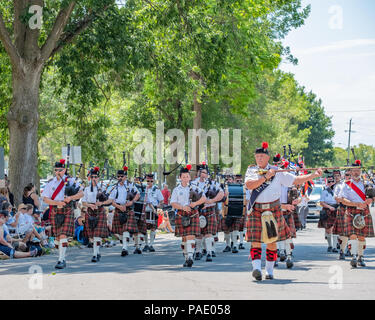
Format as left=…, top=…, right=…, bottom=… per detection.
left=157, top=209, right=174, bottom=233
left=1, top=202, right=17, bottom=234
left=0, top=211, right=38, bottom=258
left=16, top=204, right=46, bottom=247
left=22, top=183, right=41, bottom=211
left=0, top=187, right=9, bottom=205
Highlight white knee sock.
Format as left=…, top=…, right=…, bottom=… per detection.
left=211, top=237, right=215, bottom=252
left=285, top=239, right=293, bottom=256
left=145, top=232, right=149, bottom=245
left=224, top=233, right=231, bottom=246
left=122, top=232, right=129, bottom=250
left=358, top=240, right=366, bottom=257
left=232, top=231, right=239, bottom=248
left=59, top=238, right=68, bottom=262
left=349, top=239, right=358, bottom=256
left=265, top=260, right=275, bottom=276
left=252, top=258, right=261, bottom=271
left=187, top=240, right=195, bottom=260
left=332, top=234, right=338, bottom=249
left=93, top=237, right=101, bottom=256
left=150, top=231, right=156, bottom=246
left=239, top=231, right=244, bottom=244
left=202, top=238, right=207, bottom=250
left=205, top=237, right=212, bottom=255
left=278, top=241, right=286, bottom=251
left=195, top=238, right=202, bottom=253
left=326, top=232, right=332, bottom=247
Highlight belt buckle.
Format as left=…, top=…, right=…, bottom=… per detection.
left=262, top=203, right=270, bottom=210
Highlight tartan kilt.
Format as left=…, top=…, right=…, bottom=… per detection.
left=343, top=207, right=375, bottom=238
left=293, top=210, right=302, bottom=229
left=112, top=208, right=127, bottom=235
left=125, top=209, right=147, bottom=235
left=199, top=207, right=217, bottom=235
left=283, top=211, right=297, bottom=238
left=84, top=207, right=109, bottom=239
left=50, top=206, right=74, bottom=237
left=174, top=209, right=200, bottom=237
left=246, top=205, right=290, bottom=243
left=221, top=216, right=243, bottom=233
left=318, top=208, right=337, bottom=229
left=332, top=206, right=346, bottom=235
left=216, top=213, right=222, bottom=232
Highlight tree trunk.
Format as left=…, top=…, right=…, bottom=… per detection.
left=7, top=65, right=42, bottom=206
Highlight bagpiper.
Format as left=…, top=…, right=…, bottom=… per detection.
left=109, top=166, right=141, bottom=256
left=319, top=175, right=339, bottom=253
left=338, top=160, right=375, bottom=268
left=143, top=173, right=164, bottom=252
left=170, top=165, right=206, bottom=267
left=245, top=142, right=322, bottom=280
left=82, top=166, right=111, bottom=262
left=191, top=163, right=224, bottom=262
left=41, top=159, right=84, bottom=269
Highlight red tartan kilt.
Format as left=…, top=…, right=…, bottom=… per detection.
left=112, top=208, right=127, bottom=234
left=221, top=216, right=243, bottom=232
left=84, top=207, right=109, bottom=238
left=216, top=213, right=222, bottom=232
left=332, top=206, right=346, bottom=235
left=318, top=208, right=337, bottom=229
left=199, top=208, right=217, bottom=235
left=246, top=205, right=290, bottom=243
left=50, top=206, right=74, bottom=237
left=283, top=211, right=296, bottom=238
left=293, top=210, right=302, bottom=229
left=174, top=209, right=200, bottom=237
left=125, top=210, right=147, bottom=235
left=343, top=207, right=375, bottom=238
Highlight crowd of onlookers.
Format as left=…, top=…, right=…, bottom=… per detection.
left=0, top=181, right=174, bottom=260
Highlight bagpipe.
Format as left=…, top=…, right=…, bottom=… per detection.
left=64, top=144, right=83, bottom=206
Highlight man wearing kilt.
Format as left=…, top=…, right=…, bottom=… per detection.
left=171, top=165, right=207, bottom=267
left=279, top=185, right=299, bottom=268
left=333, top=170, right=351, bottom=259
left=192, top=163, right=224, bottom=262
left=109, top=166, right=141, bottom=256
left=236, top=174, right=247, bottom=250
left=339, top=160, right=375, bottom=268
left=42, top=159, right=84, bottom=269
left=319, top=176, right=339, bottom=253
left=82, top=167, right=110, bottom=262
left=142, top=173, right=164, bottom=253
left=245, top=142, right=322, bottom=281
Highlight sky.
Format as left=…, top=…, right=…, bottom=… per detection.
left=279, top=0, right=375, bottom=149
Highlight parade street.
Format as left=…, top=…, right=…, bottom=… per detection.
left=1, top=221, right=374, bottom=300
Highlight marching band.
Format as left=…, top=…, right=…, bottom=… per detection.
left=34, top=142, right=375, bottom=281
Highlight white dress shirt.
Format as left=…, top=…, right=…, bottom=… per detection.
left=339, top=179, right=366, bottom=203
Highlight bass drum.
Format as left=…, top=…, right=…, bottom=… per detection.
left=226, top=183, right=244, bottom=218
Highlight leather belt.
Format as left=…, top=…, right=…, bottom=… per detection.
left=254, top=200, right=280, bottom=210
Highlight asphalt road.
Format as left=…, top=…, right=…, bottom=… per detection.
left=1, top=220, right=375, bottom=300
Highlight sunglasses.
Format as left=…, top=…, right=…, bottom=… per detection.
left=147, top=180, right=154, bottom=182
left=327, top=181, right=334, bottom=183
left=117, top=175, right=124, bottom=178
left=345, top=174, right=351, bottom=176
left=91, top=176, right=98, bottom=178
left=54, top=169, right=64, bottom=172
left=20, top=208, right=27, bottom=210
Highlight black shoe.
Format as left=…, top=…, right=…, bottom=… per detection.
left=149, top=246, right=155, bottom=252
left=183, top=261, right=188, bottom=267
left=223, top=246, right=231, bottom=252
left=195, top=252, right=202, bottom=260
left=336, top=243, right=341, bottom=250
left=230, top=241, right=233, bottom=249
left=345, top=249, right=351, bottom=257
left=186, top=258, right=194, bottom=267
left=88, top=243, right=93, bottom=248
left=332, top=248, right=338, bottom=253
left=339, top=250, right=345, bottom=260
left=232, top=246, right=239, bottom=253
left=286, top=257, right=294, bottom=269
left=252, top=269, right=262, bottom=281
left=206, top=254, right=212, bottom=262
left=97, top=254, right=101, bottom=261
left=279, top=251, right=286, bottom=262
left=142, top=245, right=150, bottom=252
left=265, top=274, right=274, bottom=280
left=121, top=249, right=128, bottom=257
left=55, top=260, right=66, bottom=269
left=202, top=249, right=207, bottom=256
left=350, top=257, right=357, bottom=268
left=239, top=243, right=245, bottom=250
left=358, top=256, right=366, bottom=267
left=91, top=256, right=98, bottom=263
left=327, top=246, right=333, bottom=253
left=134, top=248, right=142, bottom=254
left=274, top=260, right=278, bottom=267
left=211, top=251, right=216, bottom=257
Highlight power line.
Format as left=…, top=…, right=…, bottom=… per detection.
left=327, top=110, right=375, bottom=113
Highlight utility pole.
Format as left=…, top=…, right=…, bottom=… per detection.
left=345, top=119, right=356, bottom=165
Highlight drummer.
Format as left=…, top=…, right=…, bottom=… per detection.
left=143, top=173, right=164, bottom=253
